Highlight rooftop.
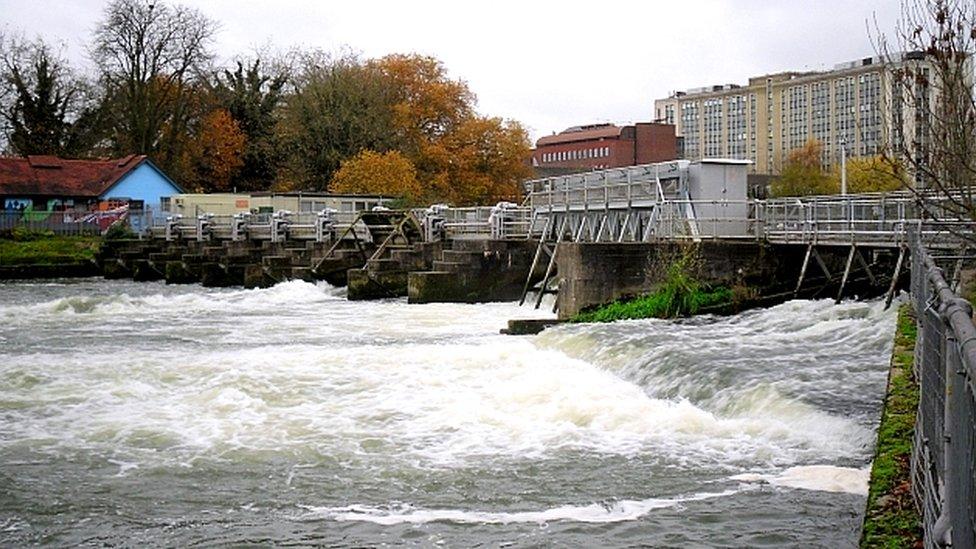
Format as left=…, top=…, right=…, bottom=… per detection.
left=0, top=154, right=152, bottom=198
left=536, top=124, right=623, bottom=147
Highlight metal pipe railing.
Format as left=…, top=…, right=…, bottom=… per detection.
left=909, top=227, right=976, bottom=549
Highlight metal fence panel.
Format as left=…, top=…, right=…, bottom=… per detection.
left=0, top=211, right=102, bottom=236
left=909, top=227, right=976, bottom=548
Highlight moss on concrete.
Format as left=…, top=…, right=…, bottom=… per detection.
left=571, top=286, right=733, bottom=323
left=860, top=303, right=922, bottom=548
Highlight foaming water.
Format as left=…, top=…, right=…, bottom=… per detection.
left=0, top=279, right=898, bottom=547
left=298, top=489, right=741, bottom=525
left=731, top=465, right=871, bottom=495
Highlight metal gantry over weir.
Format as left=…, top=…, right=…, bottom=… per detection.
left=141, top=159, right=976, bottom=313
left=147, top=159, right=971, bottom=249
left=146, top=158, right=975, bottom=305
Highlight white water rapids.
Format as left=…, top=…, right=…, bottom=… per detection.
left=0, top=279, right=897, bottom=546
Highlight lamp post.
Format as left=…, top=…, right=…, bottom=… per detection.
left=839, top=138, right=848, bottom=195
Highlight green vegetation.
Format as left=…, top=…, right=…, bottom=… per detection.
left=0, top=230, right=100, bottom=265
left=861, top=304, right=922, bottom=548
left=572, top=286, right=733, bottom=323
left=103, top=222, right=136, bottom=240
left=573, top=246, right=733, bottom=323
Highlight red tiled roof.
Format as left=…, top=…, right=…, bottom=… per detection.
left=536, top=125, right=623, bottom=146
left=0, top=154, right=147, bottom=198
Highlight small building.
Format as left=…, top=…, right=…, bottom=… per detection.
left=164, top=192, right=394, bottom=217
left=531, top=122, right=678, bottom=173
left=0, top=154, right=182, bottom=213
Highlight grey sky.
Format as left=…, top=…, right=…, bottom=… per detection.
left=0, top=0, right=904, bottom=142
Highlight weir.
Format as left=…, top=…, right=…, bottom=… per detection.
left=94, top=160, right=976, bottom=314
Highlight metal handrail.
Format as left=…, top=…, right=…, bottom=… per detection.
left=909, top=227, right=976, bottom=548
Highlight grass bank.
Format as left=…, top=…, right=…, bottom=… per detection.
left=0, top=230, right=100, bottom=265
left=860, top=303, right=922, bottom=547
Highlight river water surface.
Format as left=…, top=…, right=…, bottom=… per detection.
left=0, top=279, right=897, bottom=547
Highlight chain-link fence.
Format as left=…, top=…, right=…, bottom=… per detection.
left=910, top=227, right=976, bottom=548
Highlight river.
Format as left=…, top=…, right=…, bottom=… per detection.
left=0, top=279, right=897, bottom=547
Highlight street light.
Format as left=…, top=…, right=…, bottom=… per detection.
left=839, top=138, right=848, bottom=195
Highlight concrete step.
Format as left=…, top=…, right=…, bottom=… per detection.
left=441, top=250, right=482, bottom=267
left=389, top=249, right=428, bottom=271
left=149, top=252, right=180, bottom=262
left=290, top=267, right=315, bottom=281
left=366, top=258, right=405, bottom=273
left=119, top=249, right=156, bottom=261
left=432, top=260, right=476, bottom=272
left=262, top=255, right=292, bottom=267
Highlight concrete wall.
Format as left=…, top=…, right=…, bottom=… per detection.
left=555, top=241, right=804, bottom=319
left=555, top=241, right=901, bottom=319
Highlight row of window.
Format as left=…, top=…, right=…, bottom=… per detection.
left=540, top=146, right=611, bottom=163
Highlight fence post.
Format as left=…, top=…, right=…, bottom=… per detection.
left=943, top=297, right=975, bottom=549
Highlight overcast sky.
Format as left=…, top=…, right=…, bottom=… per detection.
left=0, top=0, right=905, bottom=142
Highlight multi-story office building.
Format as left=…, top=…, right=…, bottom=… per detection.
left=654, top=52, right=935, bottom=174
left=531, top=122, right=678, bottom=172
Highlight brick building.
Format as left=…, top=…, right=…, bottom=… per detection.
left=531, top=122, right=677, bottom=171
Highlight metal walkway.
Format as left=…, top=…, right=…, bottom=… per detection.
left=143, top=160, right=975, bottom=252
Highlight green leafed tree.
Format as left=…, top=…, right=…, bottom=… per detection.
left=210, top=57, right=288, bottom=190
left=276, top=52, right=402, bottom=190
left=0, top=34, right=104, bottom=157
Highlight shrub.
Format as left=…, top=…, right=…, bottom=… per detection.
left=104, top=221, right=136, bottom=240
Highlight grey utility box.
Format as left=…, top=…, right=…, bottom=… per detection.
left=687, top=159, right=751, bottom=237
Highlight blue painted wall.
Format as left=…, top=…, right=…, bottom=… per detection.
left=101, top=162, right=181, bottom=212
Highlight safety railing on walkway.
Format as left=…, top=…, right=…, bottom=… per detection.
left=0, top=210, right=116, bottom=236
left=435, top=205, right=533, bottom=240
left=909, top=227, right=976, bottom=549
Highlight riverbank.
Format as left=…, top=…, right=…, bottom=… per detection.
left=860, top=303, right=922, bottom=547
left=0, top=233, right=101, bottom=279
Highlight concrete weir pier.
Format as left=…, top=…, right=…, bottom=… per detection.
left=408, top=240, right=540, bottom=303
left=552, top=241, right=903, bottom=319
left=97, top=234, right=543, bottom=305
left=346, top=239, right=539, bottom=302
left=98, top=238, right=364, bottom=289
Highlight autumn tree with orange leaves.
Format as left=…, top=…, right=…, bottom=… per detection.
left=771, top=139, right=835, bottom=197
left=184, top=109, right=245, bottom=192
left=368, top=54, right=530, bottom=204
left=331, top=150, right=421, bottom=203
left=2, top=2, right=533, bottom=200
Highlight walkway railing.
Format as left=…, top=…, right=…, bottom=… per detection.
left=1, top=210, right=125, bottom=236
left=909, top=227, right=976, bottom=549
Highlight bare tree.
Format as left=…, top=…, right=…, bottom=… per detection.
left=878, top=0, right=976, bottom=224
left=91, top=0, right=215, bottom=171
